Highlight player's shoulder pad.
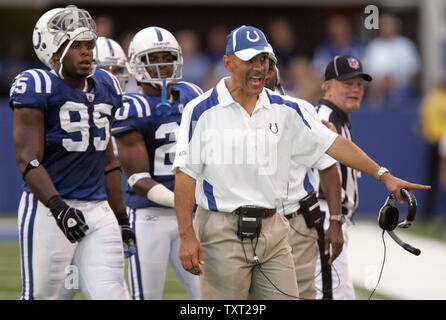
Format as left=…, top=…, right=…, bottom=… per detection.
left=174, top=81, right=204, bottom=97
left=182, top=86, right=216, bottom=119
left=116, top=92, right=151, bottom=120
left=10, top=68, right=55, bottom=97
left=94, top=68, right=123, bottom=96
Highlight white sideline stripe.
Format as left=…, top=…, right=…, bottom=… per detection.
left=348, top=220, right=446, bottom=300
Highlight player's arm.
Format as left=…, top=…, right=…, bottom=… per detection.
left=13, top=107, right=88, bottom=242
left=104, top=137, right=136, bottom=258
left=318, top=164, right=343, bottom=264
left=326, top=136, right=431, bottom=202
left=115, top=130, right=175, bottom=207
left=174, top=169, right=203, bottom=275
left=13, top=107, right=58, bottom=202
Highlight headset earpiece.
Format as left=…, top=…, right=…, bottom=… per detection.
left=378, top=189, right=421, bottom=256
left=378, top=203, right=399, bottom=231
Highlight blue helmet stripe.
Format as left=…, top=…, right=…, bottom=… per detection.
left=155, top=28, right=163, bottom=42
left=105, top=38, right=115, bottom=56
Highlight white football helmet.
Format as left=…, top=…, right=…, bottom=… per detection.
left=94, top=37, right=130, bottom=91
left=32, top=5, right=97, bottom=76
left=128, top=27, right=183, bottom=86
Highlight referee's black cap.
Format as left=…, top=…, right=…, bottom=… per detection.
left=324, top=55, right=372, bottom=82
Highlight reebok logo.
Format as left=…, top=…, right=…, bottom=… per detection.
left=67, top=218, right=78, bottom=228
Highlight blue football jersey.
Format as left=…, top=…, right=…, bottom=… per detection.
left=112, top=81, right=203, bottom=209
left=9, top=68, right=123, bottom=200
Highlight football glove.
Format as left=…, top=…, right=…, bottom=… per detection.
left=47, top=195, right=89, bottom=243
left=115, top=211, right=136, bottom=258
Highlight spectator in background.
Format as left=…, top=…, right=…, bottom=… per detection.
left=0, top=38, right=36, bottom=96
left=363, top=14, right=421, bottom=108
left=313, top=15, right=363, bottom=76
left=95, top=15, right=115, bottom=38
left=176, top=29, right=211, bottom=88
left=439, top=129, right=446, bottom=192
left=287, top=57, right=323, bottom=105
left=419, top=76, right=446, bottom=219
left=267, top=18, right=308, bottom=84
left=206, top=25, right=230, bottom=66
left=202, top=25, right=230, bottom=90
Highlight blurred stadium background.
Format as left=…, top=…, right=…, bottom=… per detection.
left=1, top=0, right=446, bottom=300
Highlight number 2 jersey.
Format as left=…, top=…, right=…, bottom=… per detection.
left=112, top=81, right=203, bottom=209
left=9, top=68, right=123, bottom=201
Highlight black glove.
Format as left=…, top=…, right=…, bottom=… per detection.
left=47, top=195, right=89, bottom=243
left=115, top=211, right=136, bottom=258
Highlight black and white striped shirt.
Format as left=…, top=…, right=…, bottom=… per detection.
left=315, top=99, right=359, bottom=218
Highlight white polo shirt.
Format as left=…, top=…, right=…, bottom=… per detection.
left=278, top=96, right=337, bottom=215
left=173, top=77, right=338, bottom=213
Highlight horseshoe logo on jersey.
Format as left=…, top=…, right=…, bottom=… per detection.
left=246, top=31, right=260, bottom=42
left=269, top=122, right=278, bottom=134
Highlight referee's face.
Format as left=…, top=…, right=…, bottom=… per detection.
left=327, top=76, right=364, bottom=115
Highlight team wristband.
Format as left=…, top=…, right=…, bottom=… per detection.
left=22, top=159, right=41, bottom=180
left=128, top=172, right=151, bottom=187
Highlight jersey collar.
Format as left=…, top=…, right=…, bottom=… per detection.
left=216, top=77, right=272, bottom=110
left=318, top=98, right=351, bottom=128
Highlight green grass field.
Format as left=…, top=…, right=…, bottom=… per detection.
left=0, top=241, right=391, bottom=300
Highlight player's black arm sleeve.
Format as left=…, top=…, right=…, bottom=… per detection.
left=13, top=107, right=60, bottom=205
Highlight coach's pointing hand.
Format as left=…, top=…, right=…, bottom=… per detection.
left=380, top=172, right=431, bottom=204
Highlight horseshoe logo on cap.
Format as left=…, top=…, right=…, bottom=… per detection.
left=246, top=31, right=260, bottom=42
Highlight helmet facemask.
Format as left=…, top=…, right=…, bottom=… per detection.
left=97, top=58, right=130, bottom=91
left=34, top=5, right=98, bottom=78
left=132, top=48, right=183, bottom=87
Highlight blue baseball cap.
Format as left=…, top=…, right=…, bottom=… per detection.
left=225, top=25, right=273, bottom=61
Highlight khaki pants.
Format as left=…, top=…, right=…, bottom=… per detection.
left=194, top=206, right=299, bottom=300
left=287, top=214, right=319, bottom=299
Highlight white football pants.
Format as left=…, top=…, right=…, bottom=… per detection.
left=18, top=192, right=129, bottom=300
left=127, top=207, right=200, bottom=300
left=315, top=200, right=355, bottom=300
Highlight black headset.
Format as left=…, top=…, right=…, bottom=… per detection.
left=378, top=188, right=421, bottom=256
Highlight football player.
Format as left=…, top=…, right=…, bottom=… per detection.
left=10, top=5, right=134, bottom=299
left=112, top=27, right=202, bottom=300
left=94, top=36, right=131, bottom=92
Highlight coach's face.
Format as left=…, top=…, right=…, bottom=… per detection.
left=325, top=76, right=364, bottom=116
left=224, top=53, right=269, bottom=97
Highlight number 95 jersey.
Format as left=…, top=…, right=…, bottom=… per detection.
left=9, top=68, right=123, bottom=201
left=112, top=81, right=203, bottom=209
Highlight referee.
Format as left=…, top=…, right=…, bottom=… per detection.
left=314, top=55, right=372, bottom=299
